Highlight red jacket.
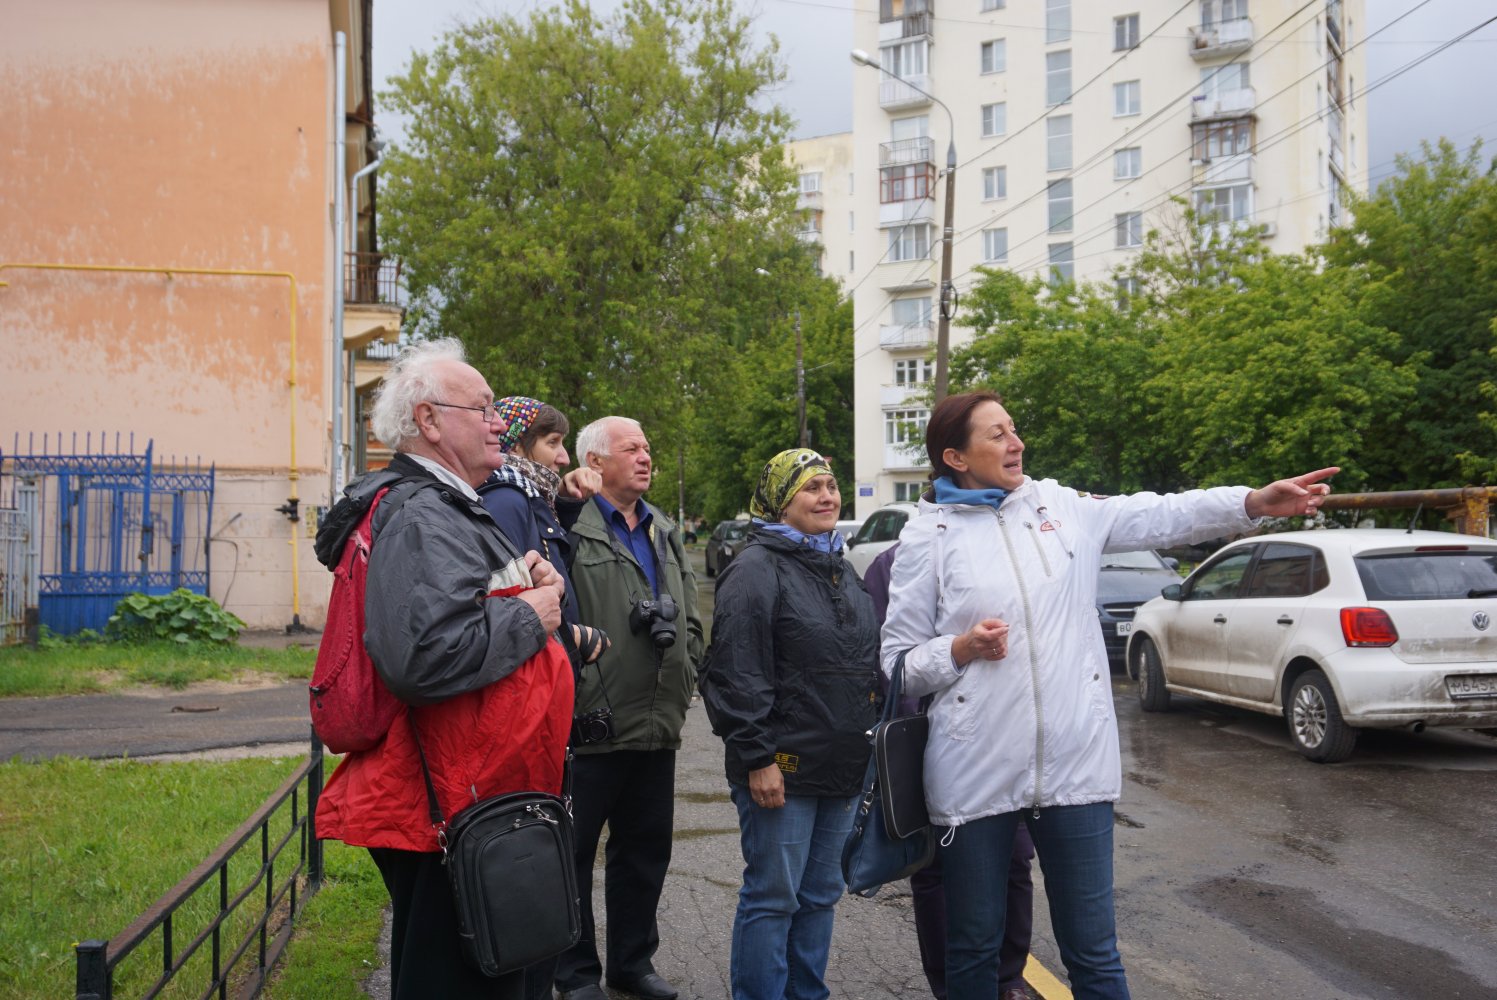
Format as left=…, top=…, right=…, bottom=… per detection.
left=316, top=637, right=573, bottom=852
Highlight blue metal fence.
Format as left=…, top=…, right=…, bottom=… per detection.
left=3, top=434, right=215, bottom=635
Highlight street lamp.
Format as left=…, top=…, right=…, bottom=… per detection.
left=850, top=48, right=957, bottom=405
left=754, top=267, right=807, bottom=447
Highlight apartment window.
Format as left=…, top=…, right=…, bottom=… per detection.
left=1114, top=147, right=1142, bottom=180
left=1113, top=80, right=1141, bottom=117
left=1045, top=0, right=1070, bottom=43
left=886, top=408, right=930, bottom=446
left=891, top=115, right=929, bottom=141
left=1046, top=116, right=1073, bottom=171
left=1201, top=62, right=1250, bottom=97
left=881, top=163, right=935, bottom=202
left=1191, top=118, right=1253, bottom=160
left=982, top=228, right=1009, bottom=263
left=882, top=38, right=929, bottom=78
left=893, top=481, right=925, bottom=502
left=1114, top=14, right=1140, bottom=50
left=849, top=251, right=855, bottom=272
left=1048, top=243, right=1075, bottom=285
left=799, top=172, right=822, bottom=194
left=1116, top=275, right=1141, bottom=301
left=849, top=211, right=856, bottom=232
left=849, top=172, right=855, bottom=194
left=1203, top=0, right=1248, bottom=25
left=800, top=209, right=824, bottom=234
left=980, top=39, right=1007, bottom=74
left=981, top=102, right=1007, bottom=138
left=982, top=166, right=1008, bottom=200
left=891, top=296, right=932, bottom=327
left=894, top=358, right=934, bottom=385
left=1116, top=211, right=1143, bottom=248
left=1195, top=183, right=1252, bottom=223
left=1046, top=51, right=1072, bottom=106
left=1047, top=179, right=1073, bottom=233
left=888, top=224, right=933, bottom=262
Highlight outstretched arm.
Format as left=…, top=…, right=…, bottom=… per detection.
left=1245, top=467, right=1340, bottom=519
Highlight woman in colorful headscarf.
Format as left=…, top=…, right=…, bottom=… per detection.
left=698, top=448, right=882, bottom=1000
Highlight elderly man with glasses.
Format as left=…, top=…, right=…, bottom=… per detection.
left=316, top=337, right=572, bottom=1000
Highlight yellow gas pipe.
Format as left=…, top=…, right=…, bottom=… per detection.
left=0, top=261, right=308, bottom=628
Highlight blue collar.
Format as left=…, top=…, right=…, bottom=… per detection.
left=932, top=476, right=1010, bottom=511
left=753, top=519, right=845, bottom=554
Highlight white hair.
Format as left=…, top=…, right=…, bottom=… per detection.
left=575, top=416, right=643, bottom=465
left=369, top=338, right=468, bottom=450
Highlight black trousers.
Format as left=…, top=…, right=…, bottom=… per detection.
left=554, top=748, right=677, bottom=990
left=369, top=847, right=528, bottom=1000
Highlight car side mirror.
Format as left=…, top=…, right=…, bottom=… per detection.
left=1162, top=583, right=1183, bottom=601
left=846, top=537, right=857, bottom=548
left=1163, top=556, right=1180, bottom=571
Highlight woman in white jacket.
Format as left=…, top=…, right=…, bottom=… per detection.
left=880, top=392, right=1335, bottom=1000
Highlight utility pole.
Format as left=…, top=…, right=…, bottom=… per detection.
left=795, top=308, right=807, bottom=447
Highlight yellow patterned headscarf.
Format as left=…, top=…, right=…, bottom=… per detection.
left=750, top=448, right=835, bottom=522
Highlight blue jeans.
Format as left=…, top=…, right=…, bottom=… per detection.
left=729, top=785, right=858, bottom=1000
left=942, top=803, right=1129, bottom=1000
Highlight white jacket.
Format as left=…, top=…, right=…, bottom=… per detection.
left=880, top=477, right=1257, bottom=827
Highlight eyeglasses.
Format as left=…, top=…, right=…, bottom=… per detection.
left=431, top=401, right=503, bottom=423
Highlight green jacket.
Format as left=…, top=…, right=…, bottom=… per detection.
left=568, top=497, right=704, bottom=753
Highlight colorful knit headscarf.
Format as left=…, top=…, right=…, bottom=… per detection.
left=494, top=396, right=543, bottom=451
left=750, top=448, right=835, bottom=522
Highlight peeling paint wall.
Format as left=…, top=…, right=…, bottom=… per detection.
left=0, top=0, right=342, bottom=628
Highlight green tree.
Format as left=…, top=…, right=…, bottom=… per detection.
left=379, top=0, right=806, bottom=502
left=1323, top=139, right=1497, bottom=487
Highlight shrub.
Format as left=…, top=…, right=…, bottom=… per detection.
left=105, top=589, right=246, bottom=646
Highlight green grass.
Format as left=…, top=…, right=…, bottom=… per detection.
left=265, top=843, right=387, bottom=999
left=0, top=754, right=316, bottom=999
left=0, top=642, right=315, bottom=697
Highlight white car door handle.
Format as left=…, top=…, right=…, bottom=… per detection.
left=1277, top=616, right=1294, bottom=625
left=1213, top=614, right=1227, bottom=624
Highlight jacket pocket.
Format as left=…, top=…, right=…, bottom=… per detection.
left=935, top=677, right=981, bottom=742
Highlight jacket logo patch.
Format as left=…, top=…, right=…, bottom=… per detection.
left=1039, top=519, right=1062, bottom=531
left=1075, top=490, right=1110, bottom=499
left=774, top=752, right=800, bottom=773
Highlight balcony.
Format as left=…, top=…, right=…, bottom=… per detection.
left=879, top=0, right=932, bottom=40
left=879, top=321, right=935, bottom=350
left=879, top=74, right=933, bottom=111
left=797, top=189, right=824, bottom=211
left=879, top=197, right=935, bottom=228
left=881, top=382, right=928, bottom=406
left=1191, top=87, right=1256, bottom=121
left=880, top=136, right=935, bottom=168
left=797, top=228, right=824, bottom=245
left=1193, top=152, right=1254, bottom=186
left=343, top=252, right=404, bottom=349
left=1188, top=18, right=1253, bottom=60
left=1200, top=218, right=1277, bottom=242
left=883, top=441, right=928, bottom=471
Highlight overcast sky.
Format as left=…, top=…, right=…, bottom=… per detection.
left=372, top=0, right=1497, bottom=190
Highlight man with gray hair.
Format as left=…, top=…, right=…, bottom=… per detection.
left=554, top=416, right=703, bottom=1000
left=316, top=338, right=571, bottom=1000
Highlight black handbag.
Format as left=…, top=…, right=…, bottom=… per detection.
left=414, top=726, right=582, bottom=978
left=842, top=650, right=936, bottom=897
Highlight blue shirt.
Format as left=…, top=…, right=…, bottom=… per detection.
left=593, top=494, right=660, bottom=595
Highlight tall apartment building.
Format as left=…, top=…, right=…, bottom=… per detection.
left=787, top=131, right=858, bottom=283
left=847, top=0, right=1367, bottom=517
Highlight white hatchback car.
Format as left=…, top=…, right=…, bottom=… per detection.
left=1127, top=529, right=1497, bottom=762
left=844, top=502, right=918, bottom=579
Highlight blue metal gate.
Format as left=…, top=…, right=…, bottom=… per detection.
left=2, top=434, right=215, bottom=636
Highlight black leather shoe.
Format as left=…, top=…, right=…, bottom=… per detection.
left=558, top=986, right=608, bottom=1000
left=605, top=972, right=679, bottom=1000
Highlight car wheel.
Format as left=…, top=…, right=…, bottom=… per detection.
left=1136, top=637, right=1171, bottom=712
left=1288, top=669, right=1357, bottom=763
left=706, top=560, right=716, bottom=578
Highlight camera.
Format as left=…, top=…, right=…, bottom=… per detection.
left=572, top=707, right=614, bottom=746
left=629, top=594, right=679, bottom=649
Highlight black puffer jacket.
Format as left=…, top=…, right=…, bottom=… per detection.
left=699, top=530, right=881, bottom=798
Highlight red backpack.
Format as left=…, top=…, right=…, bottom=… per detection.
left=309, top=486, right=405, bottom=754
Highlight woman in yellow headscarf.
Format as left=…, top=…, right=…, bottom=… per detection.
left=698, top=448, right=882, bottom=1000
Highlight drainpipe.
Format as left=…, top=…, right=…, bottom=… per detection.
left=331, top=31, right=347, bottom=502
left=0, top=261, right=307, bottom=630
left=344, top=148, right=384, bottom=489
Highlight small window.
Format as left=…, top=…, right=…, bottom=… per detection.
left=1114, top=14, right=1140, bottom=51
left=799, top=172, right=822, bottom=194
left=1183, top=547, right=1257, bottom=601
left=982, top=166, right=1007, bottom=200
left=980, top=39, right=1006, bottom=75
left=1045, top=0, right=1070, bottom=43
left=982, top=228, right=1009, bottom=263
left=1115, top=211, right=1142, bottom=248
left=1116, top=275, right=1140, bottom=301
left=1113, top=80, right=1141, bottom=117
left=1356, top=548, right=1497, bottom=601
left=1243, top=543, right=1327, bottom=598
left=1046, top=115, right=1072, bottom=171
left=1046, top=50, right=1072, bottom=106
left=981, top=102, right=1007, bottom=138
left=893, top=481, right=924, bottom=502
left=1048, top=242, right=1074, bottom=285
left=1047, top=179, right=1073, bottom=233
left=893, top=358, right=934, bottom=385
left=1114, top=147, right=1142, bottom=180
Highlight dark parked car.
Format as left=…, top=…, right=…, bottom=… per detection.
left=1096, top=549, right=1181, bottom=668
left=705, top=520, right=750, bottom=578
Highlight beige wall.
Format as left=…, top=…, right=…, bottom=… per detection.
left=0, top=0, right=343, bottom=627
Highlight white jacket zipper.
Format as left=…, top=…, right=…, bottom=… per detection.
left=996, top=509, right=1045, bottom=814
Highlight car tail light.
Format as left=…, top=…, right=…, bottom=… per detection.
left=1340, top=607, right=1398, bottom=647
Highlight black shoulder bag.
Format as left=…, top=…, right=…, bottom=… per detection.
left=412, top=725, right=581, bottom=978
left=841, top=648, right=937, bottom=897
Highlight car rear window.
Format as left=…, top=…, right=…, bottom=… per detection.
left=1355, top=549, right=1497, bottom=600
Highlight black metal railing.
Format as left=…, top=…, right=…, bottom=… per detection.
left=75, top=732, right=325, bottom=1000
left=344, top=252, right=403, bottom=306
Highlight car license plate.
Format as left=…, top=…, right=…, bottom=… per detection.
left=1446, top=673, right=1497, bottom=700
left=1115, top=622, right=1133, bottom=636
